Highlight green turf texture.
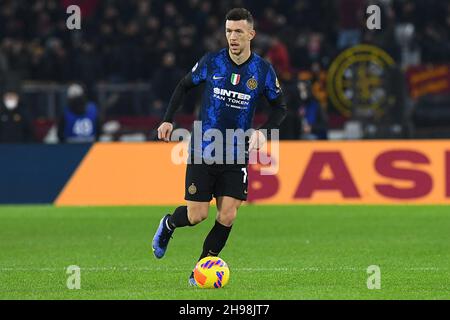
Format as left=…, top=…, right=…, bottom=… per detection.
left=0, top=205, right=449, bottom=300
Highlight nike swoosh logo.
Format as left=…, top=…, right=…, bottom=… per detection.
left=213, top=76, right=224, bottom=80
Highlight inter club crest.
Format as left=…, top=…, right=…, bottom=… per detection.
left=246, top=78, right=258, bottom=90
left=188, top=183, right=197, bottom=195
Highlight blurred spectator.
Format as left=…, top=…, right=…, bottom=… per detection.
left=0, top=47, right=7, bottom=73
left=150, top=52, right=184, bottom=117
left=266, top=36, right=292, bottom=77
left=297, top=80, right=328, bottom=140
left=61, top=0, right=101, bottom=18
left=0, top=38, right=30, bottom=80
left=57, top=83, right=101, bottom=143
left=73, top=41, right=103, bottom=95
left=337, top=0, right=365, bottom=49
left=420, top=21, right=450, bottom=64
left=0, top=84, right=34, bottom=143
left=280, top=78, right=328, bottom=140
left=40, top=38, right=71, bottom=82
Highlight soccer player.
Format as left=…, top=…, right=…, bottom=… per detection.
left=152, top=8, right=287, bottom=285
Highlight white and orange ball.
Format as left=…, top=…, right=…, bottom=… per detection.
left=194, top=256, right=230, bottom=289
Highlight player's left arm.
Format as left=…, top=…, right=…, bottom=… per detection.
left=260, top=95, right=287, bottom=130
left=260, top=65, right=287, bottom=130
left=249, top=65, right=287, bottom=150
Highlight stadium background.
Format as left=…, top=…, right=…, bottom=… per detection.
left=0, top=0, right=449, bottom=300
left=1, top=0, right=450, bottom=143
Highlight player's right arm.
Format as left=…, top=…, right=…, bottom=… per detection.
left=158, top=54, right=209, bottom=142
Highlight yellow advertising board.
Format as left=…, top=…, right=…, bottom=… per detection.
left=56, top=141, right=450, bottom=206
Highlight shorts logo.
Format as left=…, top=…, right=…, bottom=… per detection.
left=244, top=189, right=248, bottom=195
left=230, top=73, right=241, bottom=85
left=188, top=183, right=197, bottom=195
left=246, top=78, right=258, bottom=90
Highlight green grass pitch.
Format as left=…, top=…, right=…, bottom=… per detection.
left=0, top=205, right=449, bottom=300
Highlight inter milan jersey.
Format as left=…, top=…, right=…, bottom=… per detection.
left=188, top=48, right=282, bottom=164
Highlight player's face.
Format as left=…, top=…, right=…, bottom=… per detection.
left=225, top=20, right=255, bottom=55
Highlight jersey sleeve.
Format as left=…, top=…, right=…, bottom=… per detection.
left=259, top=64, right=287, bottom=131
left=264, top=64, right=282, bottom=101
left=190, top=53, right=209, bottom=86
left=162, top=54, right=209, bottom=123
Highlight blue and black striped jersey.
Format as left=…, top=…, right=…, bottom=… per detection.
left=188, top=48, right=283, bottom=163
left=191, top=48, right=281, bottom=132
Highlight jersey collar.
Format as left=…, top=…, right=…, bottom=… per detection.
left=226, top=49, right=254, bottom=68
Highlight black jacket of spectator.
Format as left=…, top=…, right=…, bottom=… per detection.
left=0, top=101, right=34, bottom=143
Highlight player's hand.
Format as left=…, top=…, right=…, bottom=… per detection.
left=249, top=130, right=266, bottom=151
left=157, top=122, right=173, bottom=142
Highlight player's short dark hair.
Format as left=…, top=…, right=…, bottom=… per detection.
left=225, top=8, right=254, bottom=26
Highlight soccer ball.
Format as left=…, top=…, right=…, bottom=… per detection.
left=194, top=256, right=230, bottom=289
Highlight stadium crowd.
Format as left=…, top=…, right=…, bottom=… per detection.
left=1, top=0, right=450, bottom=142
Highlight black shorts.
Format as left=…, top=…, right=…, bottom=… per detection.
left=185, top=163, right=248, bottom=202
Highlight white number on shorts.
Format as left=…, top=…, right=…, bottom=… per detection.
left=241, top=168, right=247, bottom=183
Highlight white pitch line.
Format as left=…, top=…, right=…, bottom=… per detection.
left=0, top=267, right=444, bottom=272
